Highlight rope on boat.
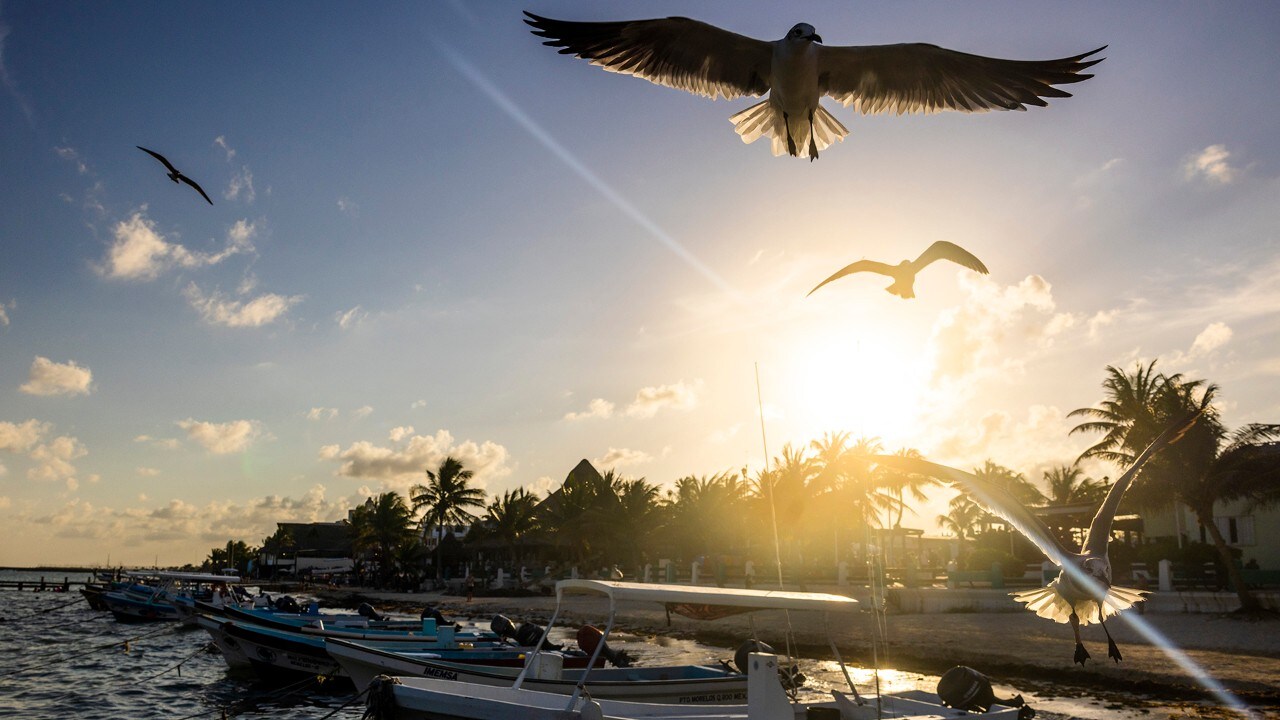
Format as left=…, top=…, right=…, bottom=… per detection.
left=362, top=675, right=401, bottom=720
left=131, top=641, right=215, bottom=684
left=169, top=673, right=330, bottom=720
left=0, top=622, right=182, bottom=679
left=314, top=680, right=372, bottom=720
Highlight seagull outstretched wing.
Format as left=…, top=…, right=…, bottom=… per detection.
left=137, top=146, right=179, bottom=174
left=913, top=241, right=988, bottom=274
left=818, top=44, right=1106, bottom=115
left=180, top=176, right=214, bottom=205
left=874, top=454, right=1075, bottom=566
left=1082, top=410, right=1201, bottom=557
left=523, top=12, right=772, bottom=100
left=806, top=260, right=896, bottom=296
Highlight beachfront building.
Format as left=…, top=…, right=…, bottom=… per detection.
left=1141, top=500, right=1280, bottom=571
left=257, top=521, right=354, bottom=578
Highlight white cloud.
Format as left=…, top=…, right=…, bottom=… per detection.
left=564, top=398, right=614, bottom=421
left=214, top=136, right=236, bottom=161
left=388, top=426, right=415, bottom=443
left=0, top=299, right=14, bottom=326
left=1183, top=144, right=1237, bottom=185
left=307, top=407, right=338, bottom=421
left=625, top=380, right=703, bottom=418
left=1189, top=322, right=1232, bottom=357
left=225, top=166, right=256, bottom=203
left=0, top=419, right=49, bottom=453
left=54, top=145, right=88, bottom=174
left=99, top=212, right=253, bottom=281
left=177, top=418, right=264, bottom=454
left=19, top=357, right=93, bottom=396
left=411, top=400, right=428, bottom=410
left=322, top=428, right=511, bottom=495
left=135, top=434, right=181, bottom=450
left=0, top=496, right=9, bottom=508
left=926, top=274, right=1074, bottom=388
left=137, top=467, right=160, bottom=477
left=337, top=197, right=358, bottom=216
left=353, top=405, right=374, bottom=420
left=183, top=282, right=302, bottom=327
left=19, top=485, right=355, bottom=557
left=335, top=306, right=366, bottom=330
left=596, top=447, right=652, bottom=469
left=27, top=435, right=87, bottom=484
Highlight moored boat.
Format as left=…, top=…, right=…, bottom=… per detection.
left=327, top=636, right=747, bottom=703
left=359, top=580, right=1034, bottom=720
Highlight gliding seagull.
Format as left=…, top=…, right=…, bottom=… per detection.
left=873, top=411, right=1199, bottom=665
left=807, top=241, right=988, bottom=299
left=136, top=146, right=213, bottom=205
left=525, top=12, right=1104, bottom=160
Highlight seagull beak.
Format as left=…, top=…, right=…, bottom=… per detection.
left=812, top=33, right=823, bottom=44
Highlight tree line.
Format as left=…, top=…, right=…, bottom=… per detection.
left=203, top=360, right=1279, bottom=609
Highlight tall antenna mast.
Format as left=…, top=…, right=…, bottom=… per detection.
left=755, top=362, right=784, bottom=591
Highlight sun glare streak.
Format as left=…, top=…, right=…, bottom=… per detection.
left=964, top=480, right=1254, bottom=717
left=432, top=41, right=744, bottom=303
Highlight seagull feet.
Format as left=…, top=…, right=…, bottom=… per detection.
left=783, top=112, right=798, bottom=157
left=1107, top=637, right=1123, bottom=663
left=808, top=110, right=819, bottom=162
left=1073, top=642, right=1090, bottom=666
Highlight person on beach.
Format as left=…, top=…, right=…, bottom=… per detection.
left=466, top=574, right=475, bottom=602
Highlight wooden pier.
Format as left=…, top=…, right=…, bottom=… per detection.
left=0, top=577, right=91, bottom=592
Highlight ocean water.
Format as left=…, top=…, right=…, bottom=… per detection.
left=0, top=569, right=1220, bottom=720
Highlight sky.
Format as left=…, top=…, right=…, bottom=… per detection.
left=1, top=1, right=1278, bottom=567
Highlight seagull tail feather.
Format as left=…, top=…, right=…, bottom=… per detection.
left=729, top=101, right=848, bottom=158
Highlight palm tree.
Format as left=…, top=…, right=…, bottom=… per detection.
left=880, top=447, right=938, bottom=528
left=1042, top=463, right=1109, bottom=506
left=936, top=497, right=984, bottom=542
left=411, top=456, right=487, bottom=580
left=1072, top=363, right=1280, bottom=612
left=474, top=488, right=540, bottom=564
left=666, top=472, right=748, bottom=559
left=606, top=476, right=666, bottom=568
left=537, top=461, right=619, bottom=565
left=1041, top=463, right=1109, bottom=548
left=349, top=492, right=418, bottom=587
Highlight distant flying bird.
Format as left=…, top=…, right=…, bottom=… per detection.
left=136, top=146, right=213, bottom=205
left=807, top=241, right=988, bottom=299
left=524, top=12, right=1104, bottom=160
left=873, top=411, right=1200, bottom=665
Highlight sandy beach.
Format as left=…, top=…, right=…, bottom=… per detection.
left=316, top=585, right=1280, bottom=717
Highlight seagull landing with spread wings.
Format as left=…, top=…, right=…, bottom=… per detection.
left=524, top=12, right=1103, bottom=160
left=136, top=146, right=213, bottom=205
left=807, top=241, right=988, bottom=299
left=874, top=411, right=1200, bottom=665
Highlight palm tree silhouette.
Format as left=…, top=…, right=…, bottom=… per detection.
left=411, top=457, right=486, bottom=581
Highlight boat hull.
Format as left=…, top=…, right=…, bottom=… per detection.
left=326, top=638, right=747, bottom=703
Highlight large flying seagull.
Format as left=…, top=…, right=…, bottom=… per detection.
left=525, top=12, right=1104, bottom=160
left=874, top=411, right=1199, bottom=665
left=807, top=241, right=988, bottom=299
left=137, top=146, right=213, bottom=205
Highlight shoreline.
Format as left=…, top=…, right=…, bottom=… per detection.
left=313, top=585, right=1280, bottom=711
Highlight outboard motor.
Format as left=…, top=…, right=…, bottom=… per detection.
left=732, top=639, right=805, bottom=689
left=490, top=614, right=518, bottom=639
left=937, top=666, right=1032, bottom=717
left=576, top=625, right=632, bottom=668
left=357, top=603, right=385, bottom=622
left=422, top=606, right=450, bottom=626
left=514, top=621, right=562, bottom=651
left=274, top=595, right=300, bottom=614
left=732, top=639, right=775, bottom=674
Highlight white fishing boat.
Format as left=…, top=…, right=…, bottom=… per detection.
left=360, top=580, right=1033, bottom=720
left=327, top=635, right=748, bottom=703
left=101, top=571, right=242, bottom=623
